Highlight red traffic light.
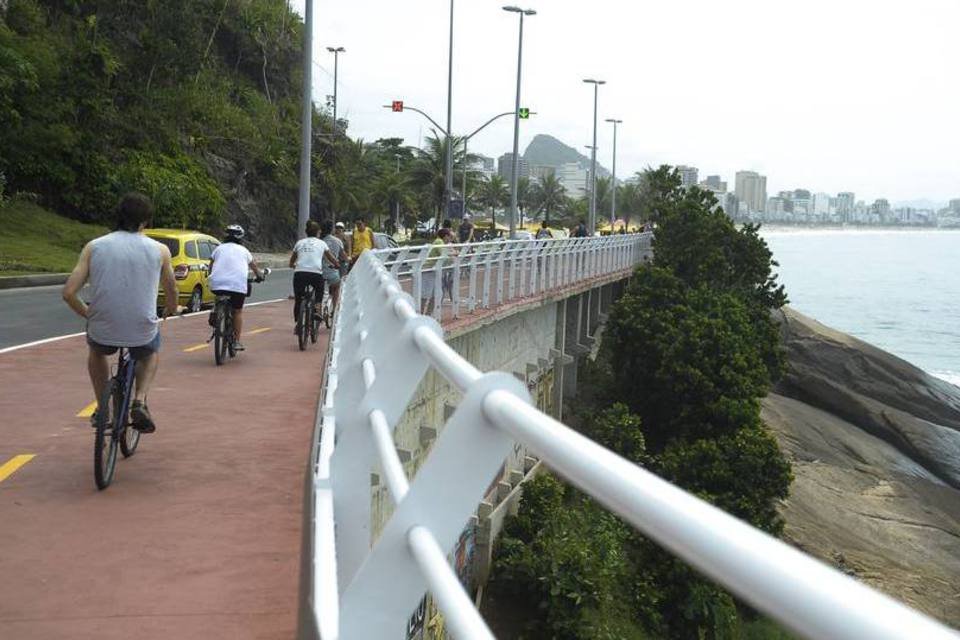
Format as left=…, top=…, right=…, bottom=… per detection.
left=391, top=100, right=404, bottom=112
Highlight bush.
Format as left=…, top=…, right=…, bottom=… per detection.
left=111, top=151, right=225, bottom=230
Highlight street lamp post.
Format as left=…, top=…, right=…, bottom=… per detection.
left=504, top=6, right=536, bottom=239
left=326, top=46, right=345, bottom=224
left=443, top=0, right=455, bottom=228
left=583, top=78, right=605, bottom=235
left=605, top=118, right=622, bottom=229
left=394, top=153, right=402, bottom=232
left=297, top=0, right=314, bottom=238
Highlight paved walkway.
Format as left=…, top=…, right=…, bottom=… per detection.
left=0, top=301, right=323, bottom=639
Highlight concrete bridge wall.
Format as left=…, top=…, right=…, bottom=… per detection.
left=371, top=278, right=626, bottom=638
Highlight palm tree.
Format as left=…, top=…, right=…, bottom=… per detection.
left=530, top=174, right=567, bottom=225
left=516, top=177, right=532, bottom=228
left=407, top=132, right=477, bottom=226
left=478, top=174, right=509, bottom=231
left=594, top=176, right=612, bottom=226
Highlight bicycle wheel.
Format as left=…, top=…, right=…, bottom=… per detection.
left=119, top=372, right=140, bottom=457
left=225, top=307, right=237, bottom=358
left=310, top=290, right=319, bottom=344
left=214, top=304, right=227, bottom=366
left=94, top=380, right=120, bottom=490
left=297, top=291, right=310, bottom=351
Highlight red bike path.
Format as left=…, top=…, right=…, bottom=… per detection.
left=0, top=300, right=323, bottom=639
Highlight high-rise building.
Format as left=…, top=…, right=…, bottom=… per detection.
left=702, top=175, right=727, bottom=193
left=676, top=165, right=699, bottom=188
left=871, top=198, right=891, bottom=223
left=529, top=165, right=555, bottom=181
left=836, top=192, right=855, bottom=220
left=812, top=193, right=831, bottom=216
left=735, top=171, right=767, bottom=213
left=556, top=162, right=588, bottom=198
left=497, top=153, right=529, bottom=181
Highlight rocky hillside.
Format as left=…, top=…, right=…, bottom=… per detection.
left=523, top=134, right=610, bottom=177
left=764, top=308, right=960, bottom=626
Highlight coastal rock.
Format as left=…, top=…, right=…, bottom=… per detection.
left=764, top=308, right=960, bottom=626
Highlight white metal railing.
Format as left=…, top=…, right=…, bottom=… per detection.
left=300, top=234, right=958, bottom=640
left=374, top=233, right=649, bottom=323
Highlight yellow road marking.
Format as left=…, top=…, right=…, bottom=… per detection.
left=0, top=454, right=36, bottom=483
left=76, top=401, right=97, bottom=418
left=183, top=328, right=269, bottom=352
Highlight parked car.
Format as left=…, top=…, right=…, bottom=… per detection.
left=145, top=229, right=220, bottom=313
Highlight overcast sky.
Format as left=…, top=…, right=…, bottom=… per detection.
left=290, top=0, right=960, bottom=204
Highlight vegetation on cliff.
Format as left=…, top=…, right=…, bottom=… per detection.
left=487, top=167, right=793, bottom=639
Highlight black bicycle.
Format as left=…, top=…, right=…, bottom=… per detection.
left=296, top=282, right=323, bottom=351
left=210, top=269, right=269, bottom=365
left=93, top=347, right=141, bottom=490
left=211, top=293, right=238, bottom=366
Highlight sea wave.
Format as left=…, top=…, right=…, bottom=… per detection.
left=931, top=371, right=960, bottom=388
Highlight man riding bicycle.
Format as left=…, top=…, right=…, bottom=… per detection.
left=289, top=220, right=339, bottom=333
left=62, top=193, right=178, bottom=434
left=208, top=224, right=265, bottom=352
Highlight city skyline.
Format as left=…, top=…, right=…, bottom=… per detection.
left=291, top=0, right=960, bottom=202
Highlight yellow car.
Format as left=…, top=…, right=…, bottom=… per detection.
left=145, top=229, right=220, bottom=313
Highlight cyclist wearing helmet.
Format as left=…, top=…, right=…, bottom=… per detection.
left=208, top=224, right=264, bottom=351
left=289, top=220, right=338, bottom=332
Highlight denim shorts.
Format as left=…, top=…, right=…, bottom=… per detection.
left=87, top=331, right=162, bottom=360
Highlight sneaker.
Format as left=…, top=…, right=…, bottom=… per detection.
left=232, top=341, right=246, bottom=351
left=130, top=401, right=156, bottom=434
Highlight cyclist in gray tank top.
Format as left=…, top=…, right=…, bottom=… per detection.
left=62, top=193, right=178, bottom=434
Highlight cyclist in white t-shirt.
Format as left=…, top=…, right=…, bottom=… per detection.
left=289, top=220, right=339, bottom=333
left=209, top=224, right=264, bottom=351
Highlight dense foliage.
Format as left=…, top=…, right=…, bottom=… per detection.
left=488, top=166, right=794, bottom=639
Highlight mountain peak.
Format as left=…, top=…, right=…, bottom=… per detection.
left=523, top=134, right=610, bottom=177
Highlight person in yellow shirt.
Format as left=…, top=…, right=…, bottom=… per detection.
left=350, top=218, right=375, bottom=266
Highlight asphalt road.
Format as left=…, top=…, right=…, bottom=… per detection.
left=0, top=268, right=295, bottom=350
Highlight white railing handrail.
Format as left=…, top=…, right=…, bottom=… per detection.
left=301, top=233, right=958, bottom=640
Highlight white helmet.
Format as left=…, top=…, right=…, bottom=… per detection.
left=225, top=224, right=245, bottom=240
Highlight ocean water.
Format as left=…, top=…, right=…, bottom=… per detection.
left=761, top=228, right=960, bottom=386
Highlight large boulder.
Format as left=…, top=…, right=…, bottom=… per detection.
left=765, top=308, right=960, bottom=626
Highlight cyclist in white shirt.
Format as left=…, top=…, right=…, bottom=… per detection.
left=289, top=220, right=338, bottom=333
left=209, top=224, right=264, bottom=351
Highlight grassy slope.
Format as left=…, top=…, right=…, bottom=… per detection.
left=0, top=200, right=107, bottom=275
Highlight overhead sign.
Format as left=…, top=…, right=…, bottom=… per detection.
left=518, top=107, right=530, bottom=119
left=391, top=100, right=404, bottom=112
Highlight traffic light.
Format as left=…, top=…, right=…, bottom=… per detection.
left=391, top=100, right=404, bottom=112
left=518, top=107, right=530, bottom=119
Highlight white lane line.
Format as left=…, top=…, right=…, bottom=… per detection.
left=0, top=331, right=86, bottom=355
left=0, top=298, right=288, bottom=355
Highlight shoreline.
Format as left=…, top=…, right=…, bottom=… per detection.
left=758, top=224, right=960, bottom=233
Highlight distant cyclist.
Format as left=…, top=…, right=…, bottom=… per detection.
left=62, top=193, right=178, bottom=434
left=536, top=220, right=552, bottom=239
left=208, top=224, right=264, bottom=352
left=319, top=220, right=346, bottom=317
left=289, top=220, right=338, bottom=333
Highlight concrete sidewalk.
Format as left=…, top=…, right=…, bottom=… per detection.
left=0, top=300, right=324, bottom=639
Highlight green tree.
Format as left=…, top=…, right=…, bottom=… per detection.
left=477, top=174, right=508, bottom=230
left=530, top=173, right=566, bottom=225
